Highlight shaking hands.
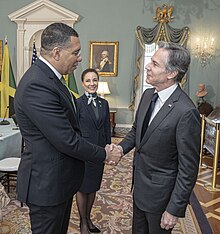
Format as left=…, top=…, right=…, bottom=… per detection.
left=104, top=144, right=124, bottom=166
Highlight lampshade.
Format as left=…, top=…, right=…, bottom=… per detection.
left=97, top=81, right=110, bottom=98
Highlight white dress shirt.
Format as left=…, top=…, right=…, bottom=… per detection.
left=39, top=56, right=62, bottom=80
left=149, top=83, right=178, bottom=125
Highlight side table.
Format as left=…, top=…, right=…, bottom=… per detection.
left=110, top=110, right=117, bottom=136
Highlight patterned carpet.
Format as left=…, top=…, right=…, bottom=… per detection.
left=1, top=138, right=201, bottom=234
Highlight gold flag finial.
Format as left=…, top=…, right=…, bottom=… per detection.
left=5, top=35, right=8, bottom=44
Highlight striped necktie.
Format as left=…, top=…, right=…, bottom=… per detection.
left=60, top=76, right=76, bottom=112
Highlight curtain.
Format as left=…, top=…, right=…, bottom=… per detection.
left=129, top=22, right=190, bottom=111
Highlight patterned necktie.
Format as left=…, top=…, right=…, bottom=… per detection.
left=86, top=93, right=97, bottom=107
left=141, top=92, right=159, bottom=140
left=60, top=76, right=76, bottom=112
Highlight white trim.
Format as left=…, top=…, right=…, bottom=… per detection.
left=8, top=0, right=79, bottom=21
left=8, top=0, right=79, bottom=83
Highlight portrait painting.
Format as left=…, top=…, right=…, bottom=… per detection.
left=89, top=41, right=119, bottom=77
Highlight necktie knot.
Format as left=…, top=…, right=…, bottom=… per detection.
left=88, top=93, right=97, bottom=98
left=152, top=92, right=159, bottom=103
left=85, top=92, right=97, bottom=107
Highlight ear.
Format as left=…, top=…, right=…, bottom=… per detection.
left=52, top=47, right=61, bottom=61
left=167, top=70, right=178, bottom=80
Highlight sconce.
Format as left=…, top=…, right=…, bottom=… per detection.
left=97, top=81, right=111, bottom=98
left=193, top=36, right=215, bottom=67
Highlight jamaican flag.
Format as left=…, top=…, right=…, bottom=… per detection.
left=64, top=73, right=80, bottom=98
left=0, top=41, right=16, bottom=118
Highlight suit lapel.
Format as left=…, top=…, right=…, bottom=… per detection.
left=97, top=97, right=104, bottom=128
left=139, top=86, right=182, bottom=149
left=35, top=59, right=76, bottom=111
left=82, top=95, right=99, bottom=128
left=137, top=88, right=155, bottom=144
left=34, top=59, right=77, bottom=121
left=54, top=76, right=77, bottom=113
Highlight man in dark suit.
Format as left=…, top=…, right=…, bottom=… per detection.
left=14, top=23, right=121, bottom=234
left=115, top=42, right=201, bottom=233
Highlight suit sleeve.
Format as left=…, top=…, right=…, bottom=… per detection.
left=21, top=80, right=106, bottom=163
left=166, top=108, right=201, bottom=217
left=119, top=107, right=141, bottom=154
left=118, top=89, right=152, bottom=154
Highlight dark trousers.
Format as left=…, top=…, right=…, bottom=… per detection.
left=132, top=201, right=172, bottom=234
left=27, top=196, right=73, bottom=234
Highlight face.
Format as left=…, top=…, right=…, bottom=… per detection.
left=57, top=36, right=82, bottom=75
left=82, top=72, right=99, bottom=94
left=101, top=51, right=108, bottom=60
left=145, top=48, right=175, bottom=91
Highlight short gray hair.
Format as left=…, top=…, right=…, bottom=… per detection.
left=157, top=41, right=190, bottom=83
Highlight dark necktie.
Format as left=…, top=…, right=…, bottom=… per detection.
left=141, top=92, right=159, bottom=140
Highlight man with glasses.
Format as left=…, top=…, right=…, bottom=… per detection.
left=14, top=22, right=121, bottom=234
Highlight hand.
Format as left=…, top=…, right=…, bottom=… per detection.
left=104, top=144, right=122, bottom=166
left=109, top=144, right=124, bottom=156
left=160, top=211, right=178, bottom=230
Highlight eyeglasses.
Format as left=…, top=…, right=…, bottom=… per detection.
left=73, top=49, right=81, bottom=57
left=59, top=47, right=81, bottom=57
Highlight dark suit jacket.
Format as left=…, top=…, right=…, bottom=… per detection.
left=14, top=59, right=106, bottom=206
left=76, top=94, right=111, bottom=147
left=76, top=95, right=111, bottom=192
left=119, top=86, right=201, bottom=217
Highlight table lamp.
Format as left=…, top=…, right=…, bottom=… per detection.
left=97, top=81, right=110, bottom=98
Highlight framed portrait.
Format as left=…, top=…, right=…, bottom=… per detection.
left=0, top=40, right=2, bottom=76
left=89, top=41, right=119, bottom=77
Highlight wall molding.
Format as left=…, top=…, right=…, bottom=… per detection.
left=8, top=0, right=79, bottom=82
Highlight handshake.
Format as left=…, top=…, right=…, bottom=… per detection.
left=104, top=144, right=124, bottom=166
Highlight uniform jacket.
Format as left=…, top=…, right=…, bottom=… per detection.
left=76, top=94, right=111, bottom=146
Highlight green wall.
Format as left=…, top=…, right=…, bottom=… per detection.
left=1, top=0, right=220, bottom=124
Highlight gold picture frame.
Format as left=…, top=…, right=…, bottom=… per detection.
left=0, top=40, right=3, bottom=76
left=89, top=41, right=119, bottom=77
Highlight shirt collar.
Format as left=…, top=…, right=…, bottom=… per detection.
left=39, top=56, right=62, bottom=80
left=157, top=83, right=178, bottom=103
left=85, top=91, right=97, bottom=98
